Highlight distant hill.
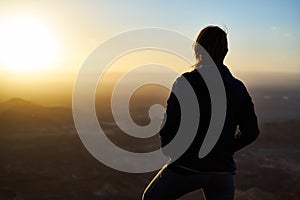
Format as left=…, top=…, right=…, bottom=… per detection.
left=0, top=98, right=34, bottom=112
left=0, top=98, right=73, bottom=133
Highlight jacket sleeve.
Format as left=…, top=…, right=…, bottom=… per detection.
left=233, top=82, right=260, bottom=151
left=159, top=78, right=181, bottom=150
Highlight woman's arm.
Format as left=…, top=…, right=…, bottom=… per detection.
left=233, top=82, right=260, bottom=151
left=159, top=79, right=181, bottom=152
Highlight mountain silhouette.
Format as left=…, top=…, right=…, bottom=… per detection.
left=0, top=98, right=73, bottom=133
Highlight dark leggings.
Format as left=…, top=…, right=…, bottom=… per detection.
left=142, top=165, right=235, bottom=200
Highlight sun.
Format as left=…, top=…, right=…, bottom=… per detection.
left=0, top=16, right=59, bottom=73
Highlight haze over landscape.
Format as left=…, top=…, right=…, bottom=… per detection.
left=0, top=0, right=300, bottom=199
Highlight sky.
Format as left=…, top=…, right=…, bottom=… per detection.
left=0, top=0, right=299, bottom=104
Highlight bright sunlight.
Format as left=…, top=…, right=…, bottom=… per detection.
left=0, top=16, right=59, bottom=73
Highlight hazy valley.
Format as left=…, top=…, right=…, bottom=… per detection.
left=0, top=85, right=300, bottom=199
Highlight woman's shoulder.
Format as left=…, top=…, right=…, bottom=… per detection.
left=180, top=69, right=203, bottom=81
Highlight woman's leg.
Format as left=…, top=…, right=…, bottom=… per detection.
left=142, top=165, right=204, bottom=200
left=202, top=173, right=235, bottom=200
left=143, top=166, right=235, bottom=200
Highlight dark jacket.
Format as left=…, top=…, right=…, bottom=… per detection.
left=159, top=65, right=260, bottom=172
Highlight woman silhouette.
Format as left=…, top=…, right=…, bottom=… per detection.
left=142, top=26, right=260, bottom=200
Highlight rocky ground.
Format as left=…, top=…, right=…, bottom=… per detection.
left=0, top=99, right=299, bottom=199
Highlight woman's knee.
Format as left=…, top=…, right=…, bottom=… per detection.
left=142, top=190, right=151, bottom=200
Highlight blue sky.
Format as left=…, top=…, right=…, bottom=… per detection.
left=74, top=0, right=300, bottom=73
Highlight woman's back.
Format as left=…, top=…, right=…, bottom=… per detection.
left=160, top=64, right=259, bottom=172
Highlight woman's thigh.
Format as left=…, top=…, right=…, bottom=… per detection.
left=142, top=166, right=206, bottom=200
left=142, top=166, right=235, bottom=200
left=202, top=173, right=235, bottom=200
